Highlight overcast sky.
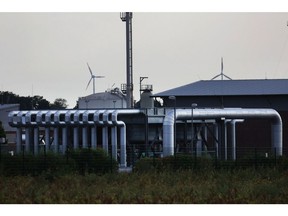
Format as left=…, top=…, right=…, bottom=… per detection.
left=1, top=12, right=288, bottom=108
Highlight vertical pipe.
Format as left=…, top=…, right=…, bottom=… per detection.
left=230, top=119, right=244, bottom=161
left=111, top=126, right=117, bottom=160
left=196, top=129, right=202, bottom=157
left=91, top=126, right=97, bottom=149
left=45, top=127, right=50, bottom=150
left=224, top=120, right=228, bottom=160
left=231, top=121, right=236, bottom=160
left=102, top=127, right=108, bottom=152
left=272, top=123, right=282, bottom=156
left=120, top=126, right=126, bottom=167
left=16, top=127, right=22, bottom=154
left=53, top=127, right=59, bottom=153
left=214, top=123, right=219, bottom=159
left=34, top=127, right=39, bottom=155
left=62, top=127, right=67, bottom=154
left=82, top=127, right=88, bottom=148
left=25, top=128, right=30, bottom=153
left=73, top=127, right=79, bottom=149
left=163, top=110, right=174, bottom=157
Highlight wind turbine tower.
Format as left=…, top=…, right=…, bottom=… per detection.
left=120, top=12, right=134, bottom=108
left=86, top=63, right=105, bottom=94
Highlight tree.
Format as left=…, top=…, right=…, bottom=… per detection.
left=32, top=95, right=50, bottom=110
left=0, top=121, right=6, bottom=139
left=51, top=98, right=68, bottom=109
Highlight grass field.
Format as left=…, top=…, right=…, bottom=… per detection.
left=1, top=168, right=288, bottom=204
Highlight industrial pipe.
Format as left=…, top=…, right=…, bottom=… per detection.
left=163, top=108, right=282, bottom=157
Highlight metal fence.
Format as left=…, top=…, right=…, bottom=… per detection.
left=1, top=143, right=288, bottom=171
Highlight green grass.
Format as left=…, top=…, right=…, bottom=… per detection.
left=1, top=168, right=288, bottom=204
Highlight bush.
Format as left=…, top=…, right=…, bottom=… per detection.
left=133, top=154, right=215, bottom=173
left=0, top=152, right=76, bottom=176
left=0, top=148, right=119, bottom=176
left=133, top=158, right=159, bottom=173
left=68, top=148, right=118, bottom=175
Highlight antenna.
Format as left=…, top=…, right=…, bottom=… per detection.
left=86, top=63, right=105, bottom=94
left=211, top=57, right=232, bottom=80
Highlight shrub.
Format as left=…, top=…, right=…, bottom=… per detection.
left=133, top=158, right=158, bottom=173
left=0, top=152, right=76, bottom=176
left=68, top=148, right=118, bottom=175
left=133, top=154, right=215, bottom=173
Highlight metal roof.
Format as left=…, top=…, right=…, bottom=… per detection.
left=153, top=79, right=288, bottom=97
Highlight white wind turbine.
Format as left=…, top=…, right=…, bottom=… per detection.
left=86, top=63, right=105, bottom=94
left=211, top=57, right=232, bottom=80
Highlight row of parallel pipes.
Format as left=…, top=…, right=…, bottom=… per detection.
left=8, top=108, right=283, bottom=167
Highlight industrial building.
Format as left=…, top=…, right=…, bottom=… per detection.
left=154, top=78, right=288, bottom=157
left=3, top=12, right=288, bottom=168
left=6, top=78, right=286, bottom=168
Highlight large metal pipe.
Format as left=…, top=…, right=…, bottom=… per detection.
left=229, top=119, right=244, bottom=160
left=163, top=108, right=282, bottom=157
left=112, top=109, right=142, bottom=167
left=94, top=110, right=106, bottom=151
left=8, top=111, right=25, bottom=153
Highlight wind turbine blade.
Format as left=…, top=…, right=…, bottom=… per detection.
left=86, top=77, right=93, bottom=90
left=224, top=74, right=232, bottom=80
left=211, top=74, right=220, bottom=80
left=95, top=76, right=105, bottom=78
left=87, top=63, right=93, bottom=76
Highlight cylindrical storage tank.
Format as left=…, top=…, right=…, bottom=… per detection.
left=140, top=90, right=154, bottom=109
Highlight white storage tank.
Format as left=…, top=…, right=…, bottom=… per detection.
left=78, top=88, right=127, bottom=109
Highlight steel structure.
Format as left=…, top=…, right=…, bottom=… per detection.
left=8, top=108, right=283, bottom=168
left=120, top=12, right=134, bottom=108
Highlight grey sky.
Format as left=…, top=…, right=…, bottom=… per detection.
left=1, top=12, right=288, bottom=108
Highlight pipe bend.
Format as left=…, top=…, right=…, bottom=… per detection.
left=36, top=110, right=49, bottom=126
left=93, top=110, right=105, bottom=125
left=54, top=110, right=68, bottom=126
left=103, top=110, right=113, bottom=125
left=25, top=111, right=39, bottom=126
left=8, top=111, right=21, bottom=127
left=45, top=110, right=58, bottom=126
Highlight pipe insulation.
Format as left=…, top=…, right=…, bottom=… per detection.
left=112, top=109, right=142, bottom=167
left=163, top=108, right=282, bottom=157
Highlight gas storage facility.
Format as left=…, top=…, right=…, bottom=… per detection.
left=6, top=78, right=288, bottom=168
left=2, top=13, right=288, bottom=169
